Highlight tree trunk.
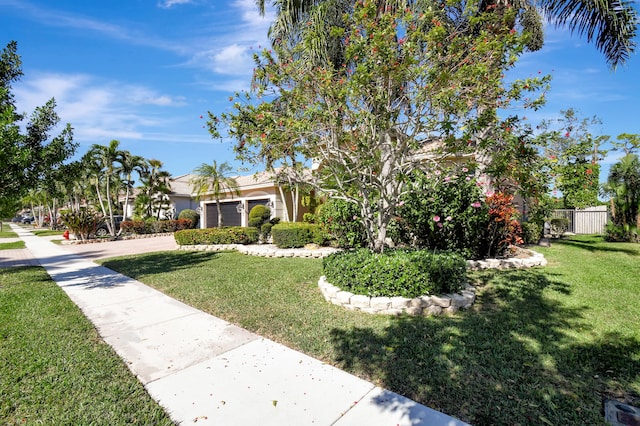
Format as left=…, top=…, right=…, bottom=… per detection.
left=216, top=199, right=223, bottom=228
left=278, top=186, right=290, bottom=222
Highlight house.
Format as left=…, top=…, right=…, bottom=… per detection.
left=195, top=169, right=309, bottom=229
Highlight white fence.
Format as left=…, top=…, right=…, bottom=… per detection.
left=551, top=206, right=609, bottom=234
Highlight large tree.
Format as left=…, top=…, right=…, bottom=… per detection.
left=1, top=41, right=77, bottom=208
left=257, top=0, right=637, bottom=68
left=212, top=1, right=548, bottom=250
left=190, top=160, right=240, bottom=228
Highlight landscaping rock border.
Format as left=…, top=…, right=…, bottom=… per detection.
left=177, top=243, right=340, bottom=258
left=318, top=276, right=477, bottom=316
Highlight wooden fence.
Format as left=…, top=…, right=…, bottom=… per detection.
left=551, top=207, right=609, bottom=234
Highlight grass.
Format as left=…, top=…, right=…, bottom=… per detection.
left=0, top=267, right=173, bottom=425
left=32, top=229, right=65, bottom=237
left=0, top=241, right=25, bottom=250
left=0, top=225, right=18, bottom=238
left=99, top=236, right=640, bottom=426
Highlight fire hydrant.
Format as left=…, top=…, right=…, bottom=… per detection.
left=63, top=230, right=70, bottom=240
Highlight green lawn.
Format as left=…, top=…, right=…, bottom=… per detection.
left=0, top=267, right=173, bottom=425
left=0, top=241, right=25, bottom=250
left=0, top=224, right=18, bottom=238
left=99, top=236, right=640, bottom=426
left=32, top=229, right=65, bottom=237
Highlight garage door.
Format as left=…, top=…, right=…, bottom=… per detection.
left=248, top=199, right=270, bottom=213
left=205, top=202, right=241, bottom=227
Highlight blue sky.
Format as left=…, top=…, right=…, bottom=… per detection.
left=2, top=0, right=639, bottom=182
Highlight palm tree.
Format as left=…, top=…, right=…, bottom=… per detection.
left=85, top=140, right=125, bottom=236
left=605, top=153, right=640, bottom=227
left=190, top=161, right=240, bottom=228
left=256, top=0, right=636, bottom=68
left=136, top=159, right=172, bottom=220
left=116, top=152, right=146, bottom=226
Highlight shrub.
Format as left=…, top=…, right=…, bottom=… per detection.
left=261, top=222, right=273, bottom=237
left=121, top=219, right=192, bottom=234
left=271, top=223, right=321, bottom=248
left=605, top=222, right=640, bottom=242
left=316, top=199, right=366, bottom=248
left=60, top=208, right=100, bottom=241
left=178, top=209, right=199, bottom=228
left=485, top=192, right=523, bottom=257
left=303, top=212, right=316, bottom=223
left=248, top=205, right=271, bottom=228
left=323, top=249, right=466, bottom=298
left=522, top=221, right=542, bottom=244
left=174, top=227, right=259, bottom=245
left=395, top=168, right=490, bottom=259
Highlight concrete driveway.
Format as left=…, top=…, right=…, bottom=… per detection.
left=61, top=235, right=178, bottom=261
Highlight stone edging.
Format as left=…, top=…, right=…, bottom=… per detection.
left=466, top=248, right=547, bottom=270
left=319, top=276, right=477, bottom=316
left=318, top=248, right=547, bottom=316
left=176, top=244, right=340, bottom=258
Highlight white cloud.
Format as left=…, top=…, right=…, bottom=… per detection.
left=13, top=72, right=187, bottom=145
left=211, top=44, right=254, bottom=75
left=158, top=0, right=194, bottom=8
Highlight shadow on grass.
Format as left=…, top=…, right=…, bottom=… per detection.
left=552, top=236, right=640, bottom=256
left=329, top=269, right=640, bottom=425
left=100, top=251, right=221, bottom=279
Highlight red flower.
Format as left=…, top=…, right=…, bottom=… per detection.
left=565, top=132, right=570, bottom=137
left=586, top=168, right=593, bottom=175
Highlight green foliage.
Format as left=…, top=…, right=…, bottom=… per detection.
left=271, top=222, right=321, bottom=248
left=316, top=199, right=366, bottom=249
left=120, top=219, right=191, bottom=235
left=60, top=208, right=99, bottom=241
left=303, top=212, right=316, bottom=223
left=174, top=227, right=259, bottom=245
left=396, top=168, right=490, bottom=259
left=522, top=221, right=542, bottom=244
left=248, top=204, right=271, bottom=228
left=604, top=222, right=639, bottom=242
left=178, top=209, right=199, bottom=229
left=323, top=249, right=466, bottom=298
left=605, top=153, right=640, bottom=227
left=537, top=108, right=606, bottom=208
left=261, top=222, right=273, bottom=236
left=212, top=2, right=549, bottom=251
left=1, top=41, right=77, bottom=205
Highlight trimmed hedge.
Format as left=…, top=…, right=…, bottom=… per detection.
left=271, top=222, right=322, bottom=248
left=323, top=249, right=466, bottom=298
left=174, top=227, right=259, bottom=245
left=121, top=219, right=192, bottom=235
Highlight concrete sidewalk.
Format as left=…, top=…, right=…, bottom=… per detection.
left=10, top=224, right=469, bottom=426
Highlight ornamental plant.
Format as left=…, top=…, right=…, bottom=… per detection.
left=209, top=0, right=549, bottom=252
left=485, top=192, right=523, bottom=257
left=395, top=167, right=490, bottom=259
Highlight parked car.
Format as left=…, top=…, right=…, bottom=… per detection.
left=21, top=216, right=34, bottom=224
left=11, top=216, right=22, bottom=223
left=95, top=215, right=125, bottom=237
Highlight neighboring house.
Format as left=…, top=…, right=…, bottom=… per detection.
left=195, top=169, right=309, bottom=229
left=119, top=174, right=199, bottom=220
left=168, top=174, right=200, bottom=217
